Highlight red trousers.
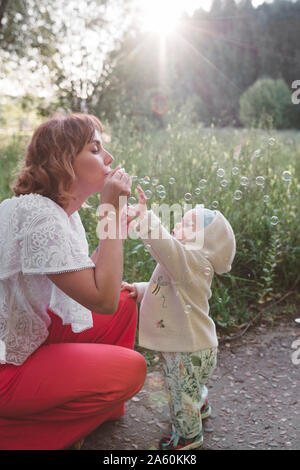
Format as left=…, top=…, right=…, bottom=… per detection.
left=0, top=291, right=146, bottom=450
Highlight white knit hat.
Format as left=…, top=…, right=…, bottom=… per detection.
left=201, top=210, right=236, bottom=274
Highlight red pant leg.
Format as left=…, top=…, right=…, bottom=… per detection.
left=0, top=290, right=146, bottom=449
left=0, top=342, right=146, bottom=449
left=46, top=289, right=138, bottom=349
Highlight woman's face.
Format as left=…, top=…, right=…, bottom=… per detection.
left=73, top=129, right=114, bottom=196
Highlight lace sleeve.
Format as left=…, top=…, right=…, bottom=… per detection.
left=20, top=205, right=95, bottom=275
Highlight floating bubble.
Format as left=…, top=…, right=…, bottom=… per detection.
left=253, top=149, right=261, bottom=158
left=211, top=200, right=219, bottom=208
left=271, top=216, right=279, bottom=226
left=185, top=193, right=192, bottom=201
left=240, top=176, right=249, bottom=186
left=204, top=267, right=211, bottom=276
left=145, top=244, right=151, bottom=252
left=131, top=175, right=138, bottom=182
left=151, top=178, right=159, bottom=186
left=169, top=177, right=176, bottom=185
left=263, top=195, right=270, bottom=203
left=194, top=187, right=201, bottom=195
left=107, top=210, right=115, bottom=221
left=184, top=304, right=192, bottom=314
left=139, top=177, right=144, bottom=184
left=234, top=190, right=242, bottom=200
left=218, top=298, right=222, bottom=303
left=269, top=138, right=276, bottom=146
left=159, top=191, right=166, bottom=199
left=199, top=179, right=207, bottom=189
left=232, top=167, right=239, bottom=176
left=128, top=197, right=137, bottom=206
left=217, top=168, right=225, bottom=178
left=282, top=170, right=291, bottom=182
left=156, top=184, right=165, bottom=192
left=144, top=190, right=153, bottom=200
left=256, top=176, right=265, bottom=186
left=221, top=179, right=228, bottom=187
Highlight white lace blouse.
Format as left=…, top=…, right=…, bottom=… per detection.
left=0, top=193, right=96, bottom=366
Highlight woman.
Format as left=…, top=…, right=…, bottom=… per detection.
left=0, top=113, right=147, bottom=450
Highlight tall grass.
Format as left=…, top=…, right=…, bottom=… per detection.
left=1, top=115, right=299, bottom=331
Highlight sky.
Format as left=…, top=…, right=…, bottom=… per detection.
left=0, top=0, right=274, bottom=98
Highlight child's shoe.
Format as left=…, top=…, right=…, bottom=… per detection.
left=159, top=431, right=203, bottom=450
left=200, top=398, right=211, bottom=419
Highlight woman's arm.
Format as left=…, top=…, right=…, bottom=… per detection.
left=47, top=166, right=131, bottom=315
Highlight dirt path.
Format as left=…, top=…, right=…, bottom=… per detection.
left=82, top=316, right=300, bottom=451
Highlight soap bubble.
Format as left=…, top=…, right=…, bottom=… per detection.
left=145, top=190, right=152, bottom=200
left=145, top=244, right=151, bottom=252
left=263, top=195, right=270, bottom=203
left=157, top=184, right=165, bottom=192
left=107, top=210, right=115, bottom=221
left=194, top=187, right=201, bottom=195
left=240, top=176, right=249, bottom=186
left=128, top=197, right=137, bottom=206
left=221, top=179, right=228, bottom=187
left=159, top=191, right=166, bottom=199
left=269, top=138, right=276, bottom=146
left=169, top=177, right=176, bottom=185
left=253, top=149, right=261, bottom=158
left=204, top=266, right=211, bottom=276
left=132, top=175, right=138, bottom=182
left=270, top=216, right=279, bottom=226
left=199, top=179, right=207, bottom=189
left=234, top=190, right=242, bottom=200
left=282, top=171, right=291, bottom=182
left=184, top=304, right=192, bottom=314
left=139, top=177, right=144, bottom=184
left=185, top=193, right=192, bottom=201
left=232, top=167, right=239, bottom=176
left=256, top=176, right=265, bottom=186
left=151, top=178, right=159, bottom=186
left=211, top=200, right=219, bottom=208
left=217, top=168, right=225, bottom=178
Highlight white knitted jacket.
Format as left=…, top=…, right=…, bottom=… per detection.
left=133, top=210, right=236, bottom=352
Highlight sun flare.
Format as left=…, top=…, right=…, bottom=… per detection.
left=139, top=0, right=184, bottom=36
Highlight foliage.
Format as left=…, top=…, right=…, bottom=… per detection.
left=2, top=0, right=300, bottom=128
left=239, top=78, right=295, bottom=129
left=1, top=116, right=299, bottom=333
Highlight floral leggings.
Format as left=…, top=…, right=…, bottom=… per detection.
left=161, top=348, right=217, bottom=439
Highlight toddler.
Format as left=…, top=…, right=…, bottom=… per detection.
left=122, top=186, right=236, bottom=450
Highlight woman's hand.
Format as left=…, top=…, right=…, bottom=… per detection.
left=121, top=281, right=138, bottom=299
left=100, top=165, right=132, bottom=210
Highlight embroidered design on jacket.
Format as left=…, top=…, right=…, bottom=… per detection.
left=151, top=275, right=168, bottom=295
left=156, top=319, right=165, bottom=328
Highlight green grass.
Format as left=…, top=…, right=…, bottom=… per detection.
left=1, top=116, right=299, bottom=332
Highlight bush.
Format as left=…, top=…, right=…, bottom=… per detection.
left=239, top=78, right=294, bottom=129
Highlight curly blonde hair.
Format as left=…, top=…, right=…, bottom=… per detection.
left=11, top=113, right=103, bottom=209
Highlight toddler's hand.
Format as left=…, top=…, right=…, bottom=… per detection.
left=121, top=281, right=138, bottom=299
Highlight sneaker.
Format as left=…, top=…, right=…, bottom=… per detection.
left=200, top=398, right=211, bottom=420
left=159, top=431, right=203, bottom=450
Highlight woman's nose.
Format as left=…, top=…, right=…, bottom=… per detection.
left=104, top=150, right=114, bottom=165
